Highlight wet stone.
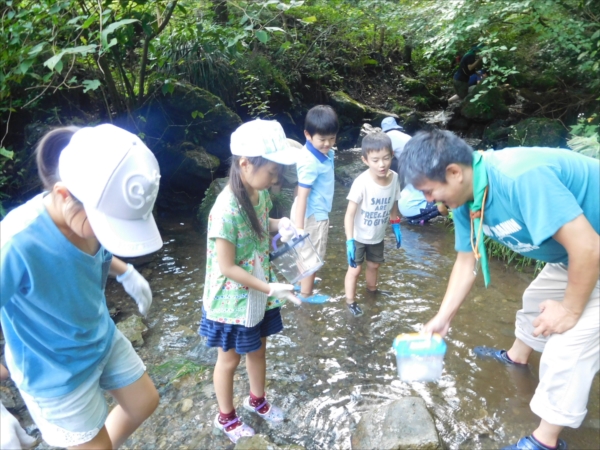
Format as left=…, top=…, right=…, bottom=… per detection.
left=116, top=315, right=148, bottom=347
left=235, top=434, right=304, bottom=450
left=181, top=398, right=194, bottom=413
left=351, top=397, right=442, bottom=450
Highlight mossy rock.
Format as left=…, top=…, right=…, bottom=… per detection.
left=508, top=118, right=567, bottom=148
left=483, top=121, right=511, bottom=149
left=195, top=177, right=229, bottom=229
left=461, top=85, right=509, bottom=122
left=363, top=107, right=399, bottom=128
left=336, top=126, right=361, bottom=150
left=329, top=91, right=367, bottom=125
left=137, top=82, right=242, bottom=162
left=401, top=76, right=431, bottom=97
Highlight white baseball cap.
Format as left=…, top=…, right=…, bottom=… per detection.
left=230, top=119, right=297, bottom=165
left=59, top=124, right=163, bottom=257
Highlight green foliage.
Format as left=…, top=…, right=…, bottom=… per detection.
left=568, top=113, right=599, bottom=159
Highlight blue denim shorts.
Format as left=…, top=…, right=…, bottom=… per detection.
left=15, top=329, right=146, bottom=448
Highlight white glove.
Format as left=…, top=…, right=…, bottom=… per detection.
left=268, top=283, right=302, bottom=305
left=278, top=217, right=298, bottom=243
left=117, top=264, right=152, bottom=317
left=1, top=403, right=36, bottom=450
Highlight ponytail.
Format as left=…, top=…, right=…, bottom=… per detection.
left=228, top=155, right=277, bottom=240
left=35, top=126, right=80, bottom=190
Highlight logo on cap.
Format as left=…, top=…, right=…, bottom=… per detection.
left=123, top=170, right=161, bottom=220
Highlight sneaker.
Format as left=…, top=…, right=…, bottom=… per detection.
left=347, top=302, right=364, bottom=317
left=213, top=414, right=254, bottom=444
left=293, top=277, right=322, bottom=291
left=501, top=435, right=568, bottom=450
left=242, top=396, right=285, bottom=424
left=297, top=293, right=330, bottom=304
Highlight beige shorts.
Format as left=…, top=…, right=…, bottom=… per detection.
left=515, top=263, right=599, bottom=427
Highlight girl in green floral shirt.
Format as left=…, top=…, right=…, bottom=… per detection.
left=199, top=119, right=301, bottom=443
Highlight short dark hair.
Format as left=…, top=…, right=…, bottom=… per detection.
left=398, top=129, right=473, bottom=186
left=305, top=105, right=339, bottom=136
left=361, top=132, right=393, bottom=159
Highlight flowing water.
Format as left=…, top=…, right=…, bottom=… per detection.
left=96, top=170, right=600, bottom=450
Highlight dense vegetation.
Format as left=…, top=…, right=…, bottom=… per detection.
left=1, top=0, right=599, bottom=216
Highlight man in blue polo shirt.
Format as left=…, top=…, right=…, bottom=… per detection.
left=399, top=129, right=599, bottom=450
left=291, top=105, right=339, bottom=303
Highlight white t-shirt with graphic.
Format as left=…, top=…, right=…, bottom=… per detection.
left=347, top=170, right=401, bottom=245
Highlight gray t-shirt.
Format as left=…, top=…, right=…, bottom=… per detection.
left=347, top=170, right=401, bottom=244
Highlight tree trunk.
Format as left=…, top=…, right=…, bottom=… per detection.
left=97, top=55, right=125, bottom=116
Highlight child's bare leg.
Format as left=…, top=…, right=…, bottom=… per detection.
left=213, top=348, right=241, bottom=414
left=345, top=265, right=362, bottom=304
left=246, top=338, right=267, bottom=397
left=104, top=373, right=159, bottom=448
left=0, top=364, right=9, bottom=380
left=300, top=273, right=316, bottom=297
left=70, top=426, right=112, bottom=450
left=365, top=261, right=381, bottom=292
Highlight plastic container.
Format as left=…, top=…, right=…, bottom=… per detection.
left=269, top=233, right=324, bottom=285
left=393, top=333, right=447, bottom=382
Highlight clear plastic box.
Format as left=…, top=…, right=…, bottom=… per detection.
left=393, top=333, right=447, bottom=382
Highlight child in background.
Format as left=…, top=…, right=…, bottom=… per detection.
left=199, top=119, right=301, bottom=444
left=344, top=132, right=402, bottom=317
left=1, top=124, right=162, bottom=448
left=398, top=183, right=448, bottom=225
left=291, top=105, right=339, bottom=303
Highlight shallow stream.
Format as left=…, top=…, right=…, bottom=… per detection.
left=105, top=176, right=599, bottom=449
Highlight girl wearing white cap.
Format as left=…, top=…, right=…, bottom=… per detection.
left=199, top=119, right=301, bottom=443
left=1, top=125, right=162, bottom=449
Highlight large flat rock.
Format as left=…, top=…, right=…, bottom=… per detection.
left=351, top=397, right=442, bottom=450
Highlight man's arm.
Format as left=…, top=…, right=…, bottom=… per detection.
left=344, top=201, right=359, bottom=240
left=422, top=251, right=477, bottom=337
left=294, top=186, right=311, bottom=231
left=533, top=214, right=600, bottom=336
left=467, top=57, right=482, bottom=71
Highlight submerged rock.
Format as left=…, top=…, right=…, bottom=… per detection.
left=116, top=315, right=148, bottom=347
left=235, top=434, right=305, bottom=450
left=351, top=397, right=442, bottom=450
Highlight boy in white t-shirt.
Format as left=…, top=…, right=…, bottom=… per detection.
left=344, top=133, right=402, bottom=316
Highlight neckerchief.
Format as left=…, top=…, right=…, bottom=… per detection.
left=467, top=151, right=490, bottom=287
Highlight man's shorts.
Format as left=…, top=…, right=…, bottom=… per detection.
left=355, top=240, right=385, bottom=264
left=453, top=79, right=469, bottom=99
left=13, top=329, right=146, bottom=448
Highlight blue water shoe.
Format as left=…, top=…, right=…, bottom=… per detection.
left=474, top=346, right=528, bottom=366
left=297, top=293, right=330, bottom=304
left=501, top=435, right=567, bottom=450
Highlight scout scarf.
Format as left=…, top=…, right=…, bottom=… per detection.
left=467, top=151, right=490, bottom=287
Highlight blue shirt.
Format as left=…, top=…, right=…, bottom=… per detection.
left=296, top=141, right=335, bottom=221
left=399, top=183, right=429, bottom=218
left=1, top=194, right=115, bottom=398
left=454, top=148, right=600, bottom=264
